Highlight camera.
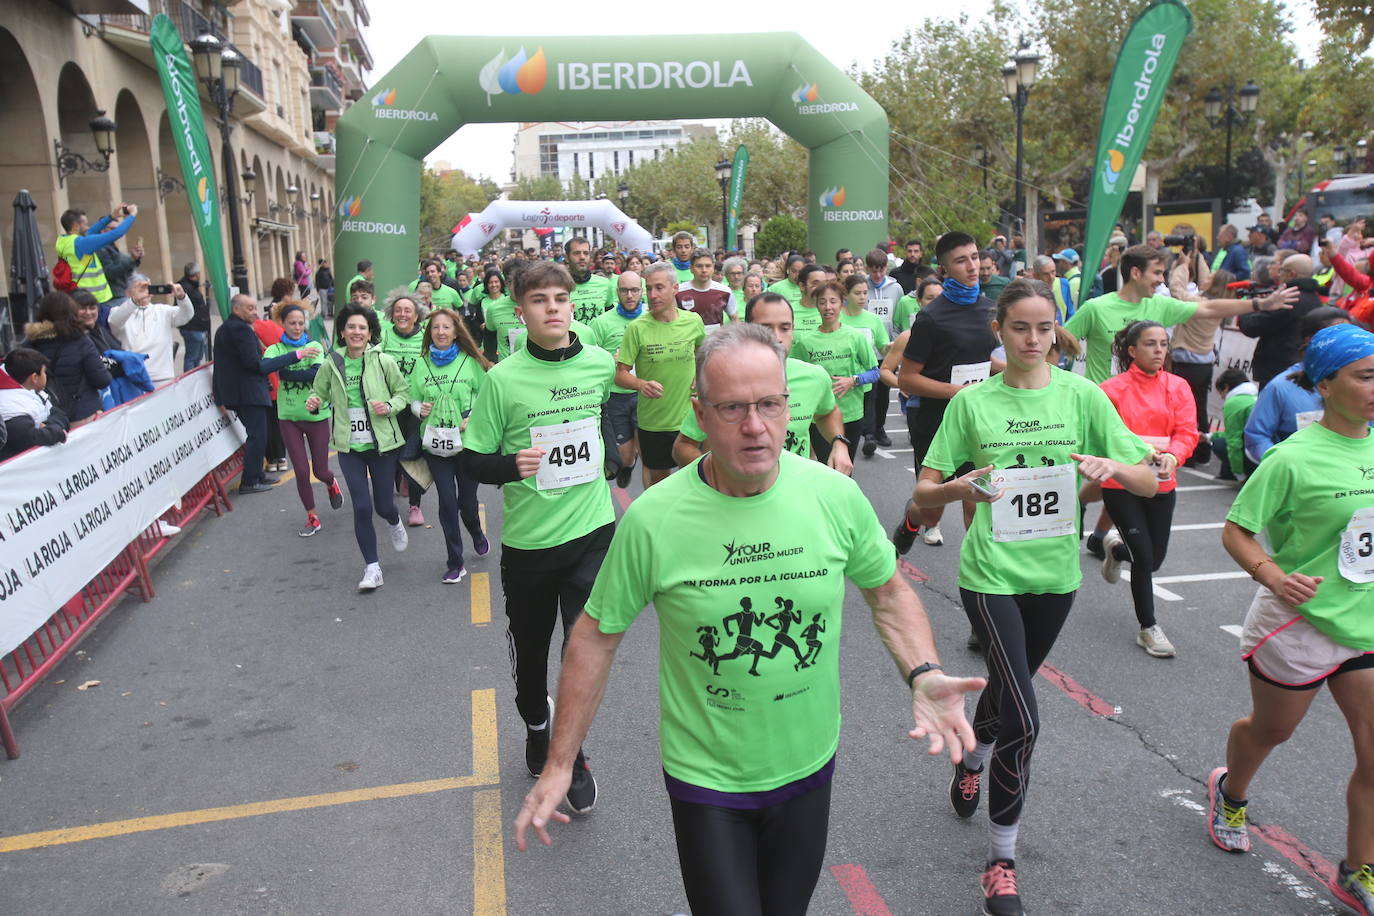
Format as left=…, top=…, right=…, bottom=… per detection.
left=1162, top=232, right=1195, bottom=252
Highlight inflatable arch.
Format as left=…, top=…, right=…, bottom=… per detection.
left=451, top=199, right=654, bottom=256
left=334, top=33, right=889, bottom=288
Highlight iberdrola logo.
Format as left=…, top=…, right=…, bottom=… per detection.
left=196, top=175, right=212, bottom=222
left=338, top=196, right=363, bottom=218
left=1101, top=149, right=1126, bottom=193
left=369, top=87, right=438, bottom=121
left=793, top=82, right=819, bottom=104
left=819, top=186, right=847, bottom=207
left=371, top=87, right=398, bottom=107
left=478, top=47, right=548, bottom=105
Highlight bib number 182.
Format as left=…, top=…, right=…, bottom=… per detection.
left=1010, top=490, right=1058, bottom=517
left=547, top=441, right=592, bottom=467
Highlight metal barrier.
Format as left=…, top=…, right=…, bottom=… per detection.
left=0, top=449, right=244, bottom=760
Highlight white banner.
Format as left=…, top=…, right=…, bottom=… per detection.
left=1207, top=326, right=1259, bottom=430
left=451, top=199, right=655, bottom=256
left=0, top=369, right=246, bottom=654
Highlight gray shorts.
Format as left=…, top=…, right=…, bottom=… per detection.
left=604, top=391, right=638, bottom=445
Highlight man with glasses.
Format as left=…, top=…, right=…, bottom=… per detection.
left=588, top=270, right=647, bottom=488
left=516, top=321, right=982, bottom=916
left=722, top=256, right=748, bottom=303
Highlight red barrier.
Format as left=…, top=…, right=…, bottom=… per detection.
left=0, top=448, right=244, bottom=760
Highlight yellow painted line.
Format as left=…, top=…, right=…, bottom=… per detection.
left=472, top=789, right=506, bottom=916
left=479, top=503, right=487, bottom=532
left=470, top=572, right=492, bottom=626
left=0, top=689, right=500, bottom=854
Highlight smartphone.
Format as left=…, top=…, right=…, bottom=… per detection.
left=969, top=474, right=998, bottom=498
left=148, top=283, right=173, bottom=295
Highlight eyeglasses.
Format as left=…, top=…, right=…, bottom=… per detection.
left=704, top=392, right=789, bottom=423
left=616, top=286, right=639, bottom=293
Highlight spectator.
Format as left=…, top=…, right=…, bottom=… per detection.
left=1211, top=225, right=1251, bottom=281
left=1243, top=307, right=1350, bottom=461
left=1329, top=219, right=1374, bottom=297
left=1255, top=211, right=1280, bottom=245
left=258, top=285, right=290, bottom=473
left=990, top=235, right=1015, bottom=277
left=294, top=250, right=312, bottom=297
left=1146, top=230, right=1165, bottom=250
left=53, top=203, right=137, bottom=306
left=1323, top=239, right=1374, bottom=322
left=1052, top=248, right=1083, bottom=320
left=107, top=274, right=193, bottom=385
left=1245, top=225, right=1276, bottom=260
left=20, top=290, right=111, bottom=422
left=212, top=294, right=279, bottom=494
left=1239, top=253, right=1324, bottom=388
left=1317, top=214, right=1343, bottom=249
left=1098, top=236, right=1129, bottom=294
left=95, top=237, right=143, bottom=300
left=73, top=290, right=120, bottom=355
left=0, top=348, right=69, bottom=461
left=1277, top=210, right=1315, bottom=252
left=889, top=239, right=925, bottom=294
left=179, top=262, right=211, bottom=371
left=315, top=260, right=335, bottom=316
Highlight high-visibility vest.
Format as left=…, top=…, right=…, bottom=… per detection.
left=1053, top=268, right=1081, bottom=322
left=55, top=233, right=112, bottom=303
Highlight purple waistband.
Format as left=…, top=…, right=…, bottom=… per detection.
left=663, top=756, right=835, bottom=810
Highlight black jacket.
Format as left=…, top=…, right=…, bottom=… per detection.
left=22, top=321, right=112, bottom=421
left=180, top=275, right=211, bottom=332
left=0, top=400, right=69, bottom=461
left=212, top=313, right=271, bottom=408
left=1238, top=277, right=1324, bottom=388
left=890, top=261, right=920, bottom=295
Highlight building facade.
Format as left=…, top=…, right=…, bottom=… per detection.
left=512, top=120, right=716, bottom=188
left=0, top=0, right=371, bottom=326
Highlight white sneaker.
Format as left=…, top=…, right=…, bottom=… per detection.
left=358, top=564, right=383, bottom=591
left=1137, top=624, right=1177, bottom=658
left=1102, top=529, right=1125, bottom=583
left=922, top=525, right=944, bottom=546
left=157, top=521, right=182, bottom=537
left=388, top=521, right=408, bottom=552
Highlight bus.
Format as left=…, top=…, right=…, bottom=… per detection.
left=1288, top=173, right=1374, bottom=225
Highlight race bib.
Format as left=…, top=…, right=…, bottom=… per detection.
left=508, top=327, right=522, bottom=353
left=422, top=423, right=462, bottom=457
left=530, top=416, right=603, bottom=490
left=1338, top=507, right=1374, bottom=584
left=347, top=407, right=373, bottom=446
left=990, top=464, right=1076, bottom=542
left=856, top=326, right=876, bottom=354
left=1296, top=409, right=1323, bottom=430
left=950, top=361, right=992, bottom=388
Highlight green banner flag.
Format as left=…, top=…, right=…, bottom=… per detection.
left=1077, top=0, right=1192, bottom=303
left=150, top=14, right=232, bottom=319
left=726, top=144, right=748, bottom=248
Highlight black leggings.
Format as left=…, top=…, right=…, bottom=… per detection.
left=425, top=453, right=481, bottom=568
left=960, top=589, right=1076, bottom=827
left=808, top=419, right=861, bottom=464
left=336, top=449, right=401, bottom=564
left=670, top=780, right=832, bottom=916
left=1101, top=488, right=1177, bottom=628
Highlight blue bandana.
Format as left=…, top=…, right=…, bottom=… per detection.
left=615, top=302, right=644, bottom=320
left=1305, top=324, right=1374, bottom=384
left=429, top=343, right=459, bottom=366
left=672, top=256, right=693, bottom=271
left=280, top=331, right=310, bottom=347
left=942, top=277, right=981, bottom=305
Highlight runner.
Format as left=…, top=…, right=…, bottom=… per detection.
left=514, top=321, right=984, bottom=916
left=381, top=292, right=431, bottom=527
left=460, top=261, right=615, bottom=814
left=1097, top=320, right=1199, bottom=658
left=1211, top=368, right=1258, bottom=481
left=676, top=247, right=737, bottom=331
left=791, top=279, right=875, bottom=465
left=587, top=269, right=645, bottom=489
left=840, top=275, right=891, bottom=458
left=614, top=262, right=705, bottom=489
left=305, top=303, right=412, bottom=591
left=792, top=263, right=828, bottom=333
left=916, top=279, right=1158, bottom=916
left=262, top=302, right=340, bottom=536
left=482, top=260, right=524, bottom=362
left=894, top=231, right=1001, bottom=551
left=1209, top=323, right=1374, bottom=915
left=668, top=231, right=697, bottom=286
left=673, top=291, right=852, bottom=476
left=565, top=237, right=616, bottom=324
left=768, top=254, right=807, bottom=312
left=409, top=307, right=490, bottom=584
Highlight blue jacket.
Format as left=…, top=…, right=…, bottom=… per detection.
left=72, top=214, right=136, bottom=259
left=104, top=349, right=155, bottom=406
left=1218, top=242, right=1251, bottom=281
left=1243, top=363, right=1321, bottom=462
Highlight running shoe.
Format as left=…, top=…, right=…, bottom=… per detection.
left=298, top=513, right=321, bottom=537
left=1335, top=861, right=1374, bottom=914
left=566, top=748, right=598, bottom=815
left=1216, top=466, right=1238, bottom=482
left=156, top=521, right=182, bottom=537
left=967, top=630, right=983, bottom=653
left=1084, top=531, right=1106, bottom=560
left=950, top=761, right=983, bottom=818
left=389, top=521, right=409, bottom=552
left=615, top=463, right=634, bottom=489
left=473, top=531, right=491, bottom=557
left=525, top=697, right=554, bottom=777
left=892, top=517, right=919, bottom=555
left=408, top=505, right=425, bottom=527
left=923, top=525, right=944, bottom=546
left=358, top=564, right=383, bottom=592
left=327, top=479, right=344, bottom=510
left=862, top=437, right=878, bottom=457
left=980, top=859, right=1023, bottom=916
left=442, top=566, right=467, bottom=585
left=1206, top=767, right=1250, bottom=853
left=875, top=430, right=892, bottom=447
left=1101, top=529, right=1125, bottom=584
left=1137, top=624, right=1176, bottom=658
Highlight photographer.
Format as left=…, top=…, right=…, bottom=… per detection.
left=1239, top=254, right=1324, bottom=388
left=107, top=275, right=194, bottom=386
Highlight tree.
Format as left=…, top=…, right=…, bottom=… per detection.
left=755, top=215, right=807, bottom=260
left=509, top=174, right=565, bottom=201
left=418, top=167, right=499, bottom=258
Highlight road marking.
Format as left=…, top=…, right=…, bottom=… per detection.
left=1180, top=466, right=1222, bottom=481
left=1220, top=624, right=1243, bottom=637
left=471, top=572, right=492, bottom=626
left=472, top=789, right=506, bottom=916
left=1040, top=664, right=1118, bottom=716
left=1120, top=572, right=1183, bottom=601
left=1153, top=572, right=1249, bottom=584
left=479, top=503, right=487, bottom=533
left=831, top=864, right=893, bottom=916
left=0, top=689, right=501, bottom=854
left=1176, top=484, right=1233, bottom=492
left=1173, top=522, right=1225, bottom=531
left=612, top=487, right=632, bottom=511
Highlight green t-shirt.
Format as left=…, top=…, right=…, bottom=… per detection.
left=617, top=309, right=706, bottom=432
left=839, top=310, right=891, bottom=375
left=343, top=353, right=374, bottom=452
left=983, top=274, right=1011, bottom=303
left=923, top=367, right=1150, bottom=595
left=426, top=284, right=463, bottom=309
left=462, top=343, right=615, bottom=549
left=265, top=342, right=328, bottom=422
left=792, top=302, right=822, bottom=334
left=482, top=295, right=522, bottom=361
left=1220, top=389, right=1258, bottom=477
left=791, top=327, right=872, bottom=422
left=408, top=351, right=486, bottom=419
left=570, top=274, right=616, bottom=324
left=674, top=264, right=694, bottom=286
left=583, top=451, right=896, bottom=792
left=379, top=324, right=426, bottom=379
left=588, top=308, right=642, bottom=395
left=1226, top=423, right=1374, bottom=649
left=1063, top=292, right=1199, bottom=383
left=679, top=357, right=836, bottom=459
left=892, top=294, right=921, bottom=337
left=769, top=278, right=803, bottom=310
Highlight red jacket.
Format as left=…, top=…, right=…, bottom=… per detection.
left=1099, top=364, right=1199, bottom=493
left=1332, top=254, right=1374, bottom=324
left=253, top=319, right=284, bottom=399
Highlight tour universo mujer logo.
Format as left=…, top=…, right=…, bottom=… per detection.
left=479, top=47, right=548, bottom=104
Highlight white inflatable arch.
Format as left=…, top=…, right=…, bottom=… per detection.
left=451, top=199, right=654, bottom=256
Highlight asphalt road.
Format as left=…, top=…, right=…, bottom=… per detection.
left=0, top=416, right=1358, bottom=916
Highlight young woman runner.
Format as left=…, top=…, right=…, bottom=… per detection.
left=790, top=279, right=877, bottom=464
left=380, top=292, right=430, bottom=527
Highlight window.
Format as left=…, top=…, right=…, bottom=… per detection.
left=572, top=152, right=579, bottom=177
left=587, top=152, right=595, bottom=178
left=613, top=151, right=619, bottom=173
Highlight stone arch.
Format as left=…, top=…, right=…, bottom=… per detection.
left=56, top=62, right=112, bottom=224
left=114, top=90, right=164, bottom=282
left=0, top=27, right=54, bottom=317
left=157, top=109, right=197, bottom=290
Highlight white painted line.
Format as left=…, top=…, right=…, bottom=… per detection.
left=1173, top=522, right=1225, bottom=531
left=1121, top=571, right=1182, bottom=601
left=1220, top=624, right=1243, bottom=637
left=873, top=449, right=899, bottom=460
left=1176, top=484, right=1234, bottom=492
left=1153, top=571, right=1249, bottom=584
left=1179, top=466, right=1220, bottom=481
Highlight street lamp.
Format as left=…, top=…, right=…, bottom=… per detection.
left=1203, top=79, right=1259, bottom=214
left=190, top=32, right=250, bottom=294
left=714, top=157, right=732, bottom=250
left=617, top=181, right=629, bottom=211
left=973, top=142, right=989, bottom=192
left=54, top=111, right=119, bottom=188
left=1002, top=46, right=1040, bottom=237
left=1334, top=138, right=1369, bottom=173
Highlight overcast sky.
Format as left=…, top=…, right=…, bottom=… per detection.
left=360, top=0, right=1324, bottom=184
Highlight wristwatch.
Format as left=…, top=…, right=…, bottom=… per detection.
left=832, top=434, right=851, bottom=446
left=907, top=662, right=944, bottom=688
left=1252, top=299, right=1261, bottom=312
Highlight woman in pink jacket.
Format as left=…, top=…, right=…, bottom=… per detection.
left=1099, top=320, right=1200, bottom=659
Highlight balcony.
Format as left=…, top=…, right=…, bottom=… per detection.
left=314, top=130, right=336, bottom=173
left=291, top=0, right=337, bottom=51
left=310, top=65, right=343, bottom=111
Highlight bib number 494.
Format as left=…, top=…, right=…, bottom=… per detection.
left=547, top=440, right=592, bottom=467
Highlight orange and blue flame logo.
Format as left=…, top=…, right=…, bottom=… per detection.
left=1101, top=149, right=1126, bottom=193
left=371, top=87, right=398, bottom=107
left=196, top=176, right=212, bottom=220
left=338, top=196, right=362, bottom=218
left=479, top=48, right=547, bottom=101
left=793, top=83, right=819, bottom=104
left=819, top=186, right=847, bottom=207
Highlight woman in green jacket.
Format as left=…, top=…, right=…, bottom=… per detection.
left=306, top=303, right=412, bottom=591
left=409, top=307, right=491, bottom=584
left=381, top=291, right=431, bottom=527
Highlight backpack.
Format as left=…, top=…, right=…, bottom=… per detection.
left=52, top=259, right=76, bottom=292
